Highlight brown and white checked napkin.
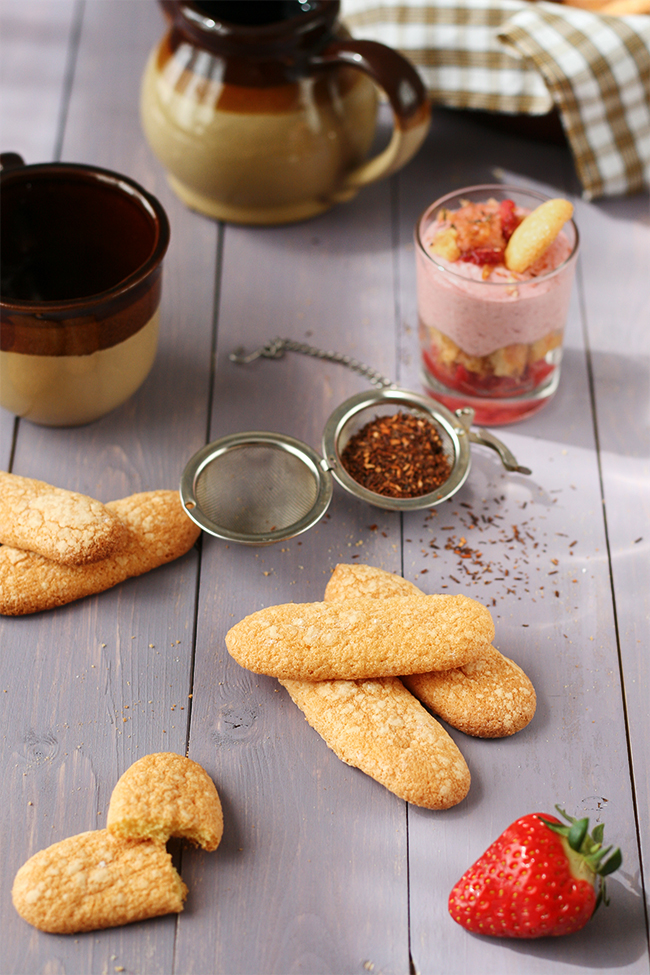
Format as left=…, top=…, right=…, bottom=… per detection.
left=341, top=0, right=650, bottom=198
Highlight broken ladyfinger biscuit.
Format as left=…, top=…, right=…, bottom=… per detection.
left=280, top=676, right=470, bottom=809
left=225, top=594, right=494, bottom=680
left=325, top=564, right=536, bottom=738
left=107, top=753, right=223, bottom=851
left=504, top=198, right=574, bottom=274
left=0, top=490, right=200, bottom=616
left=0, top=470, right=127, bottom=566
left=12, top=829, right=187, bottom=934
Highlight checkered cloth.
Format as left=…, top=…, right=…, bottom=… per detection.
left=341, top=0, right=650, bottom=198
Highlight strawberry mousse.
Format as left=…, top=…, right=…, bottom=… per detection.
left=415, top=186, right=578, bottom=424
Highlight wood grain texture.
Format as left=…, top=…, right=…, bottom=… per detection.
left=0, top=0, right=78, bottom=469
left=393, top=112, right=649, bottom=975
left=1, top=1, right=648, bottom=972
left=181, top=171, right=412, bottom=973
left=576, top=192, right=650, bottom=923
left=0, top=1, right=212, bottom=972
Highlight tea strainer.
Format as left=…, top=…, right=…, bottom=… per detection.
left=180, top=339, right=531, bottom=545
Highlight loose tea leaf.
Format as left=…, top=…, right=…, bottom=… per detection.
left=341, top=412, right=451, bottom=498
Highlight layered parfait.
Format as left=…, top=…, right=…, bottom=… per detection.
left=415, top=186, right=578, bottom=424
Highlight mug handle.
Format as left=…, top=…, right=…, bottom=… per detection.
left=0, top=153, right=26, bottom=172
left=311, top=39, right=430, bottom=200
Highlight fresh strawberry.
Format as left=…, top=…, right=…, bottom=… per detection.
left=448, top=806, right=622, bottom=939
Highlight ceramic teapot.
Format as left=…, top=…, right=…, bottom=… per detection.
left=140, top=0, right=430, bottom=225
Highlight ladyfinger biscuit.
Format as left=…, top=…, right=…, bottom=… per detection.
left=107, top=753, right=223, bottom=851
left=325, top=564, right=536, bottom=738
left=402, top=647, right=536, bottom=738
left=12, top=829, right=187, bottom=934
left=225, top=595, right=494, bottom=680
left=324, top=561, right=421, bottom=601
left=504, top=198, right=574, bottom=273
left=0, top=471, right=127, bottom=565
left=281, top=676, right=470, bottom=809
left=0, top=490, right=200, bottom=616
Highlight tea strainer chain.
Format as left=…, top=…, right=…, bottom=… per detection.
left=228, top=336, right=531, bottom=476
left=229, top=337, right=394, bottom=390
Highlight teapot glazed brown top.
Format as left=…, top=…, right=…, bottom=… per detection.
left=141, top=0, right=430, bottom=224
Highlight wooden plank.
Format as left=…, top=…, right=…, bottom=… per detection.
left=0, top=0, right=77, bottom=165
left=394, top=112, right=649, bottom=972
left=179, top=180, right=413, bottom=973
left=0, top=0, right=77, bottom=466
left=404, top=439, right=647, bottom=973
left=1, top=2, right=216, bottom=972
left=576, top=191, right=650, bottom=919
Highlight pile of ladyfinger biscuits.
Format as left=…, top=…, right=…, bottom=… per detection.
left=0, top=472, right=200, bottom=615
left=226, top=564, right=537, bottom=811
left=12, top=753, right=222, bottom=934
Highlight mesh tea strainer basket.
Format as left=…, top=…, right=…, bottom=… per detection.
left=180, top=340, right=531, bottom=545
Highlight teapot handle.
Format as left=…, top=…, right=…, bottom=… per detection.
left=311, top=39, right=430, bottom=198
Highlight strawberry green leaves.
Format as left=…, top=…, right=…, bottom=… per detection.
left=539, top=806, right=623, bottom=909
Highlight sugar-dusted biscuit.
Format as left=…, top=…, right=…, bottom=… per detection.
left=505, top=198, right=574, bottom=274
left=12, top=829, right=187, bottom=934
left=0, top=490, right=200, bottom=616
left=324, top=561, right=421, bottom=601
left=0, top=471, right=127, bottom=565
left=402, top=646, right=536, bottom=738
left=107, top=753, right=223, bottom=851
left=225, top=595, right=494, bottom=680
left=281, top=676, right=470, bottom=809
left=325, top=564, right=536, bottom=738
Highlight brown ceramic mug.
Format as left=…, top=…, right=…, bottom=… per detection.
left=0, top=155, right=170, bottom=427
left=140, top=0, right=430, bottom=225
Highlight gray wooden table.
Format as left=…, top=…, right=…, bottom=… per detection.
left=1, top=2, right=649, bottom=973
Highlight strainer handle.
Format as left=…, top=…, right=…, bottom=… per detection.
left=229, top=338, right=395, bottom=390
left=468, top=428, right=532, bottom=475
left=451, top=407, right=531, bottom=474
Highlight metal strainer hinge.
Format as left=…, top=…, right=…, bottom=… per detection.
left=229, top=337, right=394, bottom=390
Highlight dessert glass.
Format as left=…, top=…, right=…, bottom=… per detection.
left=415, top=184, right=579, bottom=425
